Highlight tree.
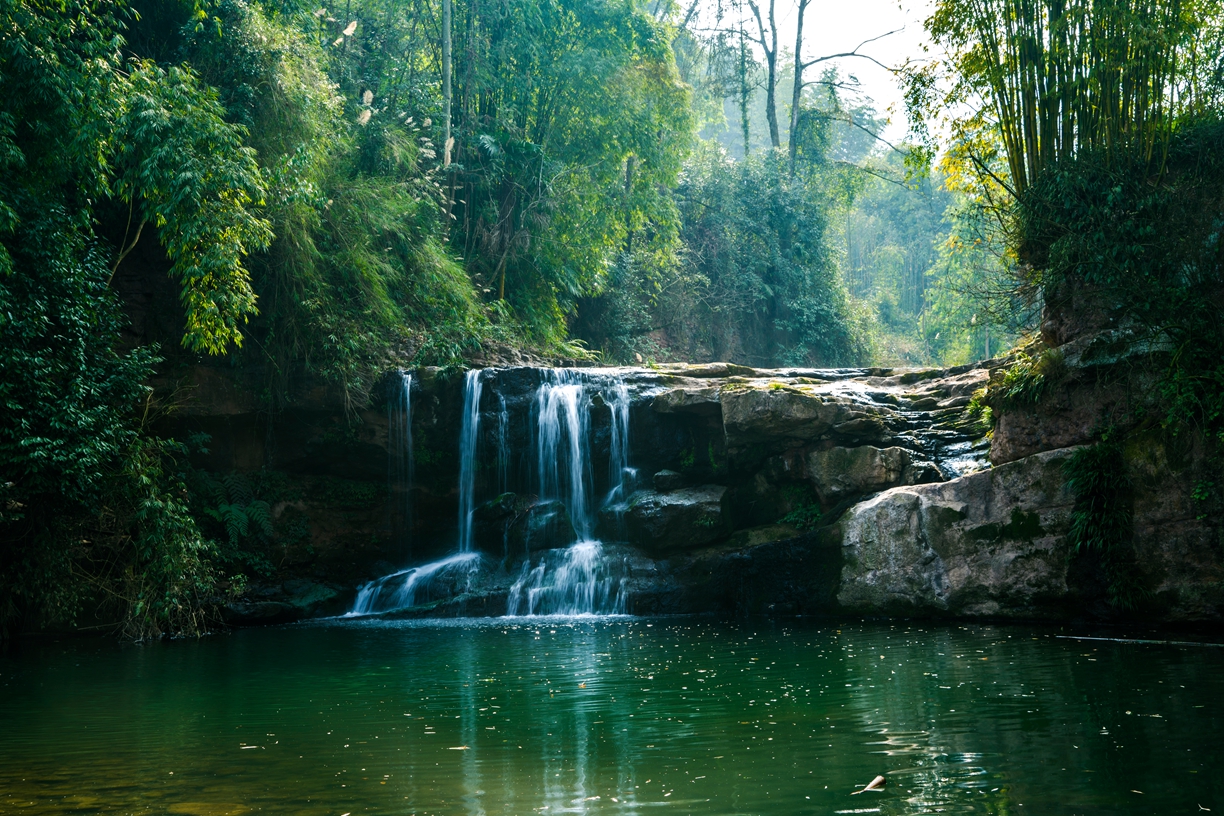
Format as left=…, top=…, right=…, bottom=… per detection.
left=745, top=0, right=782, bottom=147
left=910, top=0, right=1224, bottom=197
left=0, top=0, right=272, bottom=636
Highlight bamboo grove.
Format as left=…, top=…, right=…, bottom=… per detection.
left=919, top=0, right=1224, bottom=193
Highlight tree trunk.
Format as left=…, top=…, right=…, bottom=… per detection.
left=787, top=0, right=811, bottom=170
left=747, top=0, right=780, bottom=148
left=442, top=0, right=453, bottom=167
left=738, top=22, right=751, bottom=156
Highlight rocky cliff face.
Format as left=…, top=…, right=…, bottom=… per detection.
left=177, top=345, right=1222, bottom=625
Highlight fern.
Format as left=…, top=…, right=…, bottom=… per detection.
left=1064, top=435, right=1144, bottom=608
left=223, top=472, right=254, bottom=505
left=245, top=500, right=274, bottom=539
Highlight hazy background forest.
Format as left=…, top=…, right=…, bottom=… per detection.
left=36, top=0, right=1008, bottom=387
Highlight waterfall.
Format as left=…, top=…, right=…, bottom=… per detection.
left=457, top=370, right=484, bottom=553
left=387, top=370, right=414, bottom=554
left=497, top=392, right=509, bottom=494
left=504, top=370, right=629, bottom=616
left=348, top=552, right=480, bottom=616
left=506, top=541, right=625, bottom=616
left=534, top=371, right=595, bottom=538
left=350, top=367, right=632, bottom=618
left=604, top=379, right=636, bottom=507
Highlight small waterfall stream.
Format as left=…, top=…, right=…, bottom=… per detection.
left=456, top=370, right=484, bottom=554
left=504, top=371, right=629, bottom=615
left=350, top=367, right=632, bottom=618
left=387, top=370, right=414, bottom=555
left=349, top=552, right=480, bottom=615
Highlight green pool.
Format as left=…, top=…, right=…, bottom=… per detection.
left=2, top=618, right=1221, bottom=815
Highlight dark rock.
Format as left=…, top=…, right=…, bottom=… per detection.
left=628, top=525, right=842, bottom=615
left=505, top=499, right=577, bottom=557
left=282, top=580, right=343, bottom=615
left=474, top=492, right=518, bottom=521
left=223, top=601, right=302, bottom=626
left=652, top=469, right=685, bottom=491
left=379, top=590, right=509, bottom=618
left=614, top=485, right=729, bottom=553
left=805, top=446, right=915, bottom=502
left=902, top=460, right=944, bottom=485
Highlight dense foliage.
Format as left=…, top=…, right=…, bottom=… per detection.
left=915, top=0, right=1224, bottom=604
left=2, top=0, right=910, bottom=636
left=0, top=0, right=272, bottom=638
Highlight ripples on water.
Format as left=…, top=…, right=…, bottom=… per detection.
left=1, top=619, right=1221, bottom=815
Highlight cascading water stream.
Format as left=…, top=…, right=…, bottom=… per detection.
left=348, top=552, right=480, bottom=615
left=457, top=370, right=484, bottom=553
left=505, top=370, right=629, bottom=616
left=534, top=371, right=595, bottom=539
left=602, top=379, right=637, bottom=527
left=497, top=393, right=509, bottom=494
left=387, top=370, right=414, bottom=554
left=350, top=367, right=632, bottom=617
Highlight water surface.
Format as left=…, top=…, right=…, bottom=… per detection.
left=2, top=619, right=1221, bottom=815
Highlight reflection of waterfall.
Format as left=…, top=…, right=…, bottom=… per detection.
left=458, top=636, right=485, bottom=816
left=388, top=370, right=414, bottom=555
left=457, top=370, right=484, bottom=553
left=348, top=552, right=479, bottom=615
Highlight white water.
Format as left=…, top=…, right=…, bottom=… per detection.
left=387, top=370, right=413, bottom=552
left=497, top=392, right=509, bottom=493
left=602, top=378, right=637, bottom=516
left=504, top=371, right=630, bottom=616
left=506, top=540, right=626, bottom=616
left=347, top=552, right=480, bottom=615
left=351, top=368, right=633, bottom=617
left=456, top=370, right=484, bottom=553
left=534, top=371, right=595, bottom=539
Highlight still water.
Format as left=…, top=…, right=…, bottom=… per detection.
left=2, top=618, right=1222, bottom=815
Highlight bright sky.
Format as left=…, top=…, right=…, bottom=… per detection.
left=728, top=0, right=935, bottom=142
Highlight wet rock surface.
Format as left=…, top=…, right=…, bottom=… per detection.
left=610, top=485, right=730, bottom=553
left=836, top=448, right=1078, bottom=617
left=222, top=580, right=347, bottom=626
left=173, top=350, right=1223, bottom=626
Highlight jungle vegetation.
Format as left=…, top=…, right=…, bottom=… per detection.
left=908, top=0, right=1224, bottom=601
left=2, top=0, right=1221, bottom=635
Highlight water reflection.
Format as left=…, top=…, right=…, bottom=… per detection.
left=0, top=620, right=1221, bottom=815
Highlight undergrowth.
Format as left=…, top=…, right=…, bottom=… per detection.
left=1063, top=433, right=1144, bottom=608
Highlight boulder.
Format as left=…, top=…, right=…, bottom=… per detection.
left=613, top=485, right=730, bottom=553
left=652, top=469, right=685, bottom=491
left=904, top=460, right=945, bottom=485
left=651, top=386, right=723, bottom=416
left=281, top=579, right=343, bottom=615
left=836, top=447, right=1079, bottom=617
left=222, top=601, right=301, bottom=626
left=654, top=362, right=758, bottom=378
left=719, top=384, right=895, bottom=452
left=720, top=383, right=871, bottom=450
left=470, top=492, right=524, bottom=554
left=628, top=524, right=842, bottom=615
left=505, top=499, right=577, bottom=556
left=805, top=445, right=916, bottom=502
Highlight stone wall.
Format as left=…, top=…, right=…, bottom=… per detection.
left=175, top=348, right=1222, bottom=625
